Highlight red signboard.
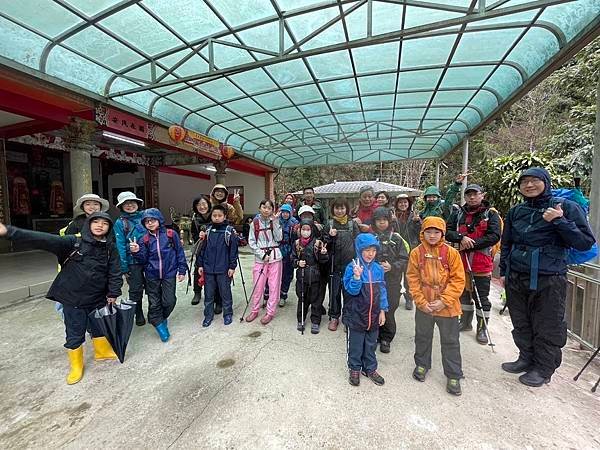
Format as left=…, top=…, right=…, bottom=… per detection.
left=96, top=105, right=149, bottom=139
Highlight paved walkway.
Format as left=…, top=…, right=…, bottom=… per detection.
left=0, top=252, right=599, bottom=449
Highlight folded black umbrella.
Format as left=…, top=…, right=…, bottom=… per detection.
left=89, top=299, right=135, bottom=363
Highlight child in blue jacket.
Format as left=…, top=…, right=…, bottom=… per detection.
left=343, top=233, right=388, bottom=387
left=130, top=208, right=188, bottom=342
left=196, top=205, right=239, bottom=327
left=278, top=203, right=298, bottom=307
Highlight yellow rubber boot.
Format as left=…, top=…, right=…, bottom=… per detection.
left=92, top=337, right=118, bottom=361
left=66, top=346, right=84, bottom=385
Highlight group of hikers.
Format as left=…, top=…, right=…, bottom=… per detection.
left=0, top=167, right=595, bottom=396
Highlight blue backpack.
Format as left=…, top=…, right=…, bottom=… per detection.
left=551, top=188, right=597, bottom=265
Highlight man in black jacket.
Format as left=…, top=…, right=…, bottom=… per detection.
left=499, top=167, right=595, bottom=387
left=0, top=212, right=122, bottom=385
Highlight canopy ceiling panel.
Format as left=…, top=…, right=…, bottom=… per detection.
left=1, top=0, right=599, bottom=167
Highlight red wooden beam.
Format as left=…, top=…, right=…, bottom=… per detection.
left=0, top=89, right=92, bottom=123
left=227, top=158, right=272, bottom=177
left=0, top=119, right=62, bottom=139
left=158, top=166, right=211, bottom=180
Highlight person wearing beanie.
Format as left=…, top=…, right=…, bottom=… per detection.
left=406, top=216, right=465, bottom=396
left=419, top=173, right=467, bottom=220
left=113, top=191, right=148, bottom=326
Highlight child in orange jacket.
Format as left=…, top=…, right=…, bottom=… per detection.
left=406, top=216, right=465, bottom=396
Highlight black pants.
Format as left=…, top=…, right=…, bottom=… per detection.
left=414, top=309, right=462, bottom=379
left=506, top=271, right=567, bottom=377
left=318, top=263, right=330, bottom=307
left=128, top=264, right=146, bottom=318
left=63, top=304, right=103, bottom=350
left=379, top=282, right=401, bottom=343
left=204, top=273, right=233, bottom=320
left=402, top=266, right=412, bottom=301
left=328, top=270, right=344, bottom=319
left=146, top=278, right=177, bottom=326
left=347, top=327, right=378, bottom=372
left=296, top=281, right=322, bottom=325
left=460, top=275, right=491, bottom=318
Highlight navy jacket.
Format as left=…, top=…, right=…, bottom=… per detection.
left=196, top=221, right=239, bottom=274
left=499, top=167, right=595, bottom=278
left=342, top=233, right=389, bottom=331
left=136, top=208, right=188, bottom=280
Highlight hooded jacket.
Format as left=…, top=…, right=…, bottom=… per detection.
left=191, top=195, right=212, bottom=242
left=279, top=203, right=299, bottom=258
left=342, top=233, right=389, bottom=331
left=499, top=167, right=595, bottom=279
left=248, top=212, right=283, bottom=263
left=323, top=216, right=360, bottom=273
left=196, top=219, right=238, bottom=274
left=420, top=182, right=460, bottom=220
left=136, top=208, right=188, bottom=280
left=394, top=197, right=421, bottom=249
left=210, top=184, right=243, bottom=225
left=114, top=209, right=146, bottom=273
left=372, top=208, right=410, bottom=286
left=406, top=217, right=465, bottom=318
left=292, top=219, right=328, bottom=284
left=4, top=212, right=122, bottom=308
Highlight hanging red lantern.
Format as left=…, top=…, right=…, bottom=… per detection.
left=168, top=125, right=186, bottom=143
left=221, top=146, right=235, bottom=160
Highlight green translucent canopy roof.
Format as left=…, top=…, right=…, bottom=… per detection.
left=1, top=0, right=599, bottom=168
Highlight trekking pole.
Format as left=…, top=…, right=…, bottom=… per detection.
left=329, top=235, right=336, bottom=318
left=464, top=254, right=496, bottom=352
left=300, top=265, right=305, bottom=335
left=239, top=249, right=271, bottom=322
left=573, top=346, right=600, bottom=383
left=237, top=254, right=249, bottom=306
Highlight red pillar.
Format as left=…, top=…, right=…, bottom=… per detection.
left=265, top=172, right=274, bottom=201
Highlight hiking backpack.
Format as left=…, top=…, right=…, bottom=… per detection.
left=142, top=228, right=176, bottom=247
left=456, top=207, right=503, bottom=259
left=253, top=217, right=273, bottom=242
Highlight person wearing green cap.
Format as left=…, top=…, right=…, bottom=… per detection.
left=419, top=174, right=467, bottom=220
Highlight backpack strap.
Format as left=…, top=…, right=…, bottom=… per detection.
left=121, top=217, right=130, bottom=235
left=62, top=237, right=82, bottom=266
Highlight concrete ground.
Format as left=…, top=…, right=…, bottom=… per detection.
left=0, top=252, right=599, bottom=449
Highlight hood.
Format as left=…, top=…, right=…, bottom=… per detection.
left=372, top=207, right=391, bottom=222
left=141, top=208, right=166, bottom=228
left=192, top=195, right=211, bottom=213
left=83, top=211, right=114, bottom=243
left=419, top=216, right=446, bottom=246
left=211, top=184, right=229, bottom=200
left=423, top=186, right=441, bottom=197
left=298, top=218, right=317, bottom=238
left=354, top=233, right=380, bottom=264
left=280, top=203, right=293, bottom=215
left=518, top=167, right=552, bottom=200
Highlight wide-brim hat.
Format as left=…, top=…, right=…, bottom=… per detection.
left=74, top=193, right=109, bottom=213
left=116, top=191, right=144, bottom=208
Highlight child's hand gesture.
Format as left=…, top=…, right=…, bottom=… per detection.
left=378, top=310, right=386, bottom=326
left=233, top=189, right=240, bottom=203
left=320, top=243, right=327, bottom=254
left=177, top=274, right=185, bottom=282
left=329, top=228, right=337, bottom=237
left=129, top=238, right=140, bottom=253
left=0, top=223, right=7, bottom=237
left=228, top=268, right=235, bottom=278
left=352, top=258, right=363, bottom=280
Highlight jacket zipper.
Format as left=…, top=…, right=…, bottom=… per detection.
left=367, top=267, right=373, bottom=330
left=156, top=232, right=163, bottom=279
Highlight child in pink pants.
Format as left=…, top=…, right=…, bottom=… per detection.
left=247, top=199, right=283, bottom=325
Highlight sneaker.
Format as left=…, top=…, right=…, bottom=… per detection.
left=362, top=370, right=385, bottom=386
left=202, top=318, right=212, bottom=328
left=297, top=322, right=305, bottom=332
left=279, top=298, right=286, bottom=307
left=311, top=323, right=320, bottom=334
left=412, top=366, right=428, bottom=382
left=349, top=370, right=360, bottom=386
left=379, top=340, right=391, bottom=354
left=224, top=315, right=233, bottom=326
left=245, top=311, right=259, bottom=323
left=328, top=318, right=339, bottom=331
left=260, top=314, right=273, bottom=325
left=446, top=378, right=462, bottom=396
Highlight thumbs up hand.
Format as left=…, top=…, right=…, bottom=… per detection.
left=543, top=203, right=564, bottom=222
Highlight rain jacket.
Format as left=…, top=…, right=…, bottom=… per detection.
left=4, top=212, right=122, bottom=308
left=279, top=204, right=298, bottom=258
left=323, top=216, right=360, bottom=273
left=190, top=195, right=212, bottom=242
left=210, top=184, right=243, bottom=225
left=113, top=210, right=146, bottom=273
left=394, top=198, right=421, bottom=249
left=499, top=167, right=595, bottom=281
left=342, top=233, right=389, bottom=331
left=292, top=219, right=328, bottom=284
left=136, top=208, right=188, bottom=280
left=406, top=217, right=465, bottom=318
left=372, top=224, right=410, bottom=288
left=420, top=182, right=460, bottom=220
left=196, top=220, right=238, bottom=274
left=248, top=214, right=283, bottom=263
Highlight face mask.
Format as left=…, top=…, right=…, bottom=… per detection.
left=300, top=230, right=311, bottom=238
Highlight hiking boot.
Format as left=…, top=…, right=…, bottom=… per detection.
left=245, top=311, right=259, bottom=323
left=297, top=322, right=305, bottom=332
left=202, top=318, right=212, bottom=328
left=311, top=323, right=320, bottom=334
left=405, top=298, right=413, bottom=310
left=519, top=369, right=551, bottom=387
left=214, top=304, right=223, bottom=315
left=476, top=317, right=489, bottom=345
left=446, top=378, right=462, bottom=396
left=412, top=366, right=428, bottom=382
left=501, top=357, right=532, bottom=374
left=224, top=315, right=233, bottom=326
left=362, top=370, right=385, bottom=386
left=349, top=370, right=360, bottom=386
left=260, top=314, right=273, bottom=325
left=379, top=340, right=391, bottom=354
left=191, top=293, right=201, bottom=305
left=328, top=318, right=339, bottom=331
left=279, top=298, right=286, bottom=307
left=458, top=310, right=473, bottom=332
left=135, top=313, right=146, bottom=327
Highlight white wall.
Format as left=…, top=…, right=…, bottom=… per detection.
left=158, top=167, right=265, bottom=220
